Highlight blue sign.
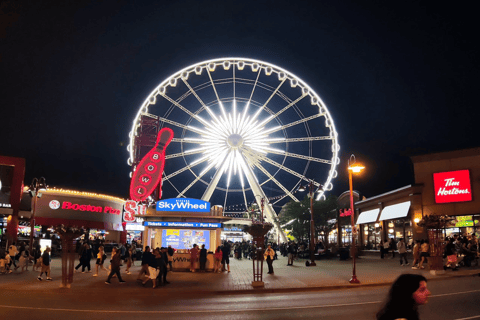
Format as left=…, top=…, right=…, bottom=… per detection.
left=144, top=221, right=222, bottom=228
left=156, top=198, right=211, bottom=213
left=162, top=229, right=210, bottom=250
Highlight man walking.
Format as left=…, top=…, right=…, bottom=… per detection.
left=37, top=246, right=52, bottom=281
left=137, top=246, right=151, bottom=281
left=398, top=238, right=409, bottom=266
left=264, top=244, right=275, bottom=274
left=105, top=247, right=125, bottom=284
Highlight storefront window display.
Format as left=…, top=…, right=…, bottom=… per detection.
left=363, top=223, right=382, bottom=250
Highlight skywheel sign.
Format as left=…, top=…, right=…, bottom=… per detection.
left=156, top=198, right=210, bottom=213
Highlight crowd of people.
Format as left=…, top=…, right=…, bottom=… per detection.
left=379, top=233, right=479, bottom=271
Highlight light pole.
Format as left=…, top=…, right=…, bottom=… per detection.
left=29, top=177, right=47, bottom=253
left=347, top=155, right=364, bottom=284
left=298, top=180, right=322, bottom=267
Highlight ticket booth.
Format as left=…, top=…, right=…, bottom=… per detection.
left=142, top=198, right=230, bottom=271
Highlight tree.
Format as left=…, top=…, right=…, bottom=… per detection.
left=278, top=195, right=338, bottom=247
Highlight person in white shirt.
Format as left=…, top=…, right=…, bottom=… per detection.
left=8, top=242, right=18, bottom=270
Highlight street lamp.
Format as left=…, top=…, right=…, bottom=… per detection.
left=347, top=155, right=364, bottom=284
left=298, top=180, right=322, bottom=267
left=29, top=177, right=47, bottom=252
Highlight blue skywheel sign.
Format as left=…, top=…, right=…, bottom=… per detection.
left=156, top=198, right=211, bottom=213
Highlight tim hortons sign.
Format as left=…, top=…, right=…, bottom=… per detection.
left=433, top=169, right=472, bottom=204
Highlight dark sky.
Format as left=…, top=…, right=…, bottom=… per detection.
left=1, top=0, right=477, bottom=202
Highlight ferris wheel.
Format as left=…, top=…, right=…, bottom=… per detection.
left=127, top=58, right=340, bottom=242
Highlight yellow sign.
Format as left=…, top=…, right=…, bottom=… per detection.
left=166, top=229, right=180, bottom=236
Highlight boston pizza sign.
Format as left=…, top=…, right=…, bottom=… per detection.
left=433, top=169, right=472, bottom=204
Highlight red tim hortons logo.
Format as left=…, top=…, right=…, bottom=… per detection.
left=433, top=170, right=472, bottom=204
left=129, top=127, right=174, bottom=202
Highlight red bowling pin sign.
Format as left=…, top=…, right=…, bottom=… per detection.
left=129, top=127, right=174, bottom=202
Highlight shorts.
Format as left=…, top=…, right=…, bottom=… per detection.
left=222, top=256, right=230, bottom=265
left=96, top=258, right=102, bottom=265
left=420, top=252, right=429, bottom=258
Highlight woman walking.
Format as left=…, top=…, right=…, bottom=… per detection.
left=418, top=240, right=430, bottom=269
left=213, top=246, right=222, bottom=273
left=125, top=245, right=133, bottom=274
left=377, top=274, right=430, bottom=320
left=94, top=246, right=108, bottom=276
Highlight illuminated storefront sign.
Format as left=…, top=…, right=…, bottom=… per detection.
left=123, top=200, right=147, bottom=222
left=339, top=208, right=352, bottom=217
left=455, top=216, right=479, bottom=228
left=433, top=170, right=472, bottom=204
left=47, top=200, right=121, bottom=215
left=156, top=198, right=211, bottom=213
left=162, top=229, right=210, bottom=250
left=144, top=221, right=221, bottom=228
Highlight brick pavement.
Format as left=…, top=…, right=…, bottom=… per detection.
left=0, top=254, right=478, bottom=294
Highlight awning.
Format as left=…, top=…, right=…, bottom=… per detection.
left=356, top=209, right=380, bottom=224
left=379, top=201, right=411, bottom=221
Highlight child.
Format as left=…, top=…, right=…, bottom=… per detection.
left=38, top=247, right=52, bottom=281
left=5, top=253, right=13, bottom=273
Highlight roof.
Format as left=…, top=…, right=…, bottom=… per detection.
left=410, top=147, right=480, bottom=163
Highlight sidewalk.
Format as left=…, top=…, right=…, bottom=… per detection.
left=0, top=254, right=478, bottom=294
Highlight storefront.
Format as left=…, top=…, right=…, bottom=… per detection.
left=142, top=198, right=230, bottom=271
left=355, top=147, right=480, bottom=250
left=411, top=148, right=480, bottom=238
left=25, top=188, right=125, bottom=243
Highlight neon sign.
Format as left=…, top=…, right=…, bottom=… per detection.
left=144, top=221, right=221, bottom=228
left=129, top=128, right=174, bottom=202
left=123, top=200, right=147, bottom=222
left=433, top=170, right=472, bottom=204
left=339, top=208, right=352, bottom=217
left=60, top=201, right=121, bottom=215
left=156, top=198, right=211, bottom=212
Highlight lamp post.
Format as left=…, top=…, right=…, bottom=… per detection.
left=347, top=155, right=364, bottom=284
left=298, top=180, right=322, bottom=267
left=29, top=177, right=47, bottom=253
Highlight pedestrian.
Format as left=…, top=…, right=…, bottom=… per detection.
left=411, top=240, right=421, bottom=269
left=389, top=238, right=396, bottom=258
left=382, top=239, right=389, bottom=260
left=221, top=241, right=231, bottom=272
left=125, top=245, right=133, bottom=274
left=142, top=248, right=158, bottom=288
left=264, top=244, right=275, bottom=274
left=189, top=244, right=199, bottom=272
left=94, top=245, right=108, bottom=276
left=376, top=274, right=430, bottom=320
left=158, top=247, right=170, bottom=285
left=198, top=244, right=207, bottom=272
left=0, top=253, right=8, bottom=274
left=398, top=238, right=409, bottom=266
left=287, top=242, right=295, bottom=266
left=105, top=247, right=126, bottom=284
left=8, top=242, right=18, bottom=270
left=37, top=246, right=52, bottom=281
left=213, top=246, right=222, bottom=273
left=444, top=238, right=459, bottom=271
left=137, top=246, right=152, bottom=281
left=418, top=239, right=430, bottom=269
left=167, top=245, right=174, bottom=271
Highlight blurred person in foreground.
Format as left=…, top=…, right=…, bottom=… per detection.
left=377, top=274, right=430, bottom=320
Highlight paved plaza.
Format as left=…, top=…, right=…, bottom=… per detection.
left=1, top=254, right=478, bottom=294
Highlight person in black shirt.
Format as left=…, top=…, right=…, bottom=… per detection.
left=157, top=247, right=169, bottom=285
left=199, top=244, right=207, bottom=272
left=137, top=246, right=152, bottom=281
left=221, top=241, right=231, bottom=272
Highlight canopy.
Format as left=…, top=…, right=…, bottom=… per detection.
left=356, top=209, right=380, bottom=224
left=379, top=201, right=411, bottom=221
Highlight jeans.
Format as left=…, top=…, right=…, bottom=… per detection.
left=107, top=268, right=123, bottom=282
left=399, top=252, right=408, bottom=265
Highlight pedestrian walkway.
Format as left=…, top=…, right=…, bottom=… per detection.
left=0, top=255, right=478, bottom=294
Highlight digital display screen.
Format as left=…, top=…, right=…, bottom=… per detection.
left=0, top=165, right=14, bottom=208
left=162, top=229, right=210, bottom=250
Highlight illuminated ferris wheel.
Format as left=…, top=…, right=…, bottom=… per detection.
left=127, top=58, right=340, bottom=242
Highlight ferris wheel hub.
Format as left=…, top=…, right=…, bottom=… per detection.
left=227, top=134, right=244, bottom=148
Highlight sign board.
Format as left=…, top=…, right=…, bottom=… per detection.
left=162, top=229, right=210, bottom=250
left=144, top=221, right=221, bottom=228
left=0, top=165, right=14, bottom=208
left=156, top=198, right=211, bottom=213
left=433, top=170, right=472, bottom=203
left=123, top=200, right=147, bottom=222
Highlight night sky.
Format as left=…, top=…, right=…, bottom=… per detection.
left=1, top=1, right=477, bottom=204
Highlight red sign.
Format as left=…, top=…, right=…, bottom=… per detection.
left=433, top=170, right=472, bottom=204
left=123, top=200, right=147, bottom=222
left=61, top=201, right=121, bottom=215
left=339, top=208, right=352, bottom=217
left=130, top=127, right=173, bottom=202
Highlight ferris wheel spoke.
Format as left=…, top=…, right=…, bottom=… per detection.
left=266, top=149, right=332, bottom=164
left=270, top=136, right=333, bottom=143
left=268, top=113, right=324, bottom=134
left=165, top=148, right=205, bottom=160
left=251, top=78, right=286, bottom=123
left=160, top=92, right=209, bottom=127
left=265, top=94, right=306, bottom=126
left=177, top=162, right=216, bottom=198
left=181, top=78, right=208, bottom=109
left=252, top=161, right=300, bottom=202
left=163, top=158, right=208, bottom=181
left=253, top=152, right=310, bottom=182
